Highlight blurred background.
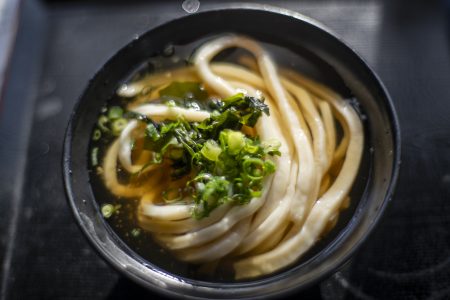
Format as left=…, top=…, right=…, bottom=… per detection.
left=1, top=0, right=450, bottom=299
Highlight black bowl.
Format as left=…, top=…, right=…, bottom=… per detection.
left=63, top=4, right=400, bottom=299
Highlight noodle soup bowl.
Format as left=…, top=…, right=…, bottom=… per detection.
left=63, top=4, right=400, bottom=299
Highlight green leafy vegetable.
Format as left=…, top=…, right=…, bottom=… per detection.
left=91, top=92, right=280, bottom=219
left=145, top=123, right=160, bottom=141
left=196, top=93, right=269, bottom=138
left=129, top=94, right=280, bottom=219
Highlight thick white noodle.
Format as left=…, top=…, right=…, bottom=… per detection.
left=140, top=202, right=193, bottom=221
left=225, top=80, right=294, bottom=255
left=138, top=204, right=231, bottom=234
left=131, top=104, right=210, bottom=122
left=233, top=88, right=363, bottom=279
left=195, top=36, right=316, bottom=226
left=174, top=217, right=251, bottom=263
left=154, top=177, right=273, bottom=250
left=118, top=120, right=142, bottom=173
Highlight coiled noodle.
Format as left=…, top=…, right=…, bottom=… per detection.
left=99, top=35, right=364, bottom=279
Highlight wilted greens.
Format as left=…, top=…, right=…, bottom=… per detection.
left=96, top=81, right=281, bottom=219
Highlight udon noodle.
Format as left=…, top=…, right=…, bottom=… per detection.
left=95, top=35, right=364, bottom=279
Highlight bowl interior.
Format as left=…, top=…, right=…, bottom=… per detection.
left=64, top=5, right=399, bottom=299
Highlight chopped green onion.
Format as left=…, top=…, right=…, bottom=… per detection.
left=112, top=118, right=128, bottom=136
left=108, top=106, right=123, bottom=120
left=222, top=130, right=245, bottom=155
left=192, top=176, right=231, bottom=219
left=244, top=142, right=259, bottom=154
left=201, top=140, right=222, bottom=161
left=243, top=157, right=265, bottom=180
left=101, top=204, right=114, bottom=218
left=131, top=228, right=141, bottom=237
left=250, top=190, right=262, bottom=198
left=264, top=160, right=276, bottom=174
left=91, top=147, right=99, bottom=166
left=97, top=115, right=109, bottom=132
left=262, top=139, right=282, bottom=156
left=92, top=129, right=101, bottom=141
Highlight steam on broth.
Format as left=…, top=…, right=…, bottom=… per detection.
left=89, top=35, right=364, bottom=280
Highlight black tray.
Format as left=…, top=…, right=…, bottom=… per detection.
left=1, top=1, right=450, bottom=299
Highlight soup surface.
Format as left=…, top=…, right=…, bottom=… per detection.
left=88, top=35, right=367, bottom=281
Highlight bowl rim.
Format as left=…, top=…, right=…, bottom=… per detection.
left=63, top=3, right=401, bottom=299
